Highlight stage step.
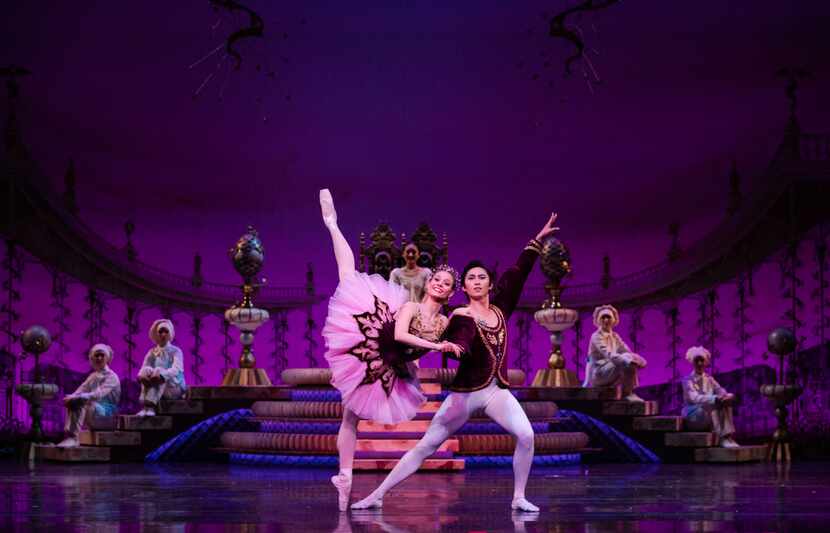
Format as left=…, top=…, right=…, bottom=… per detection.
left=354, top=458, right=464, bottom=471
left=420, top=383, right=441, bottom=395
left=160, top=399, right=204, bottom=415
left=188, top=386, right=293, bottom=401
left=665, top=432, right=717, bottom=448
left=632, top=416, right=683, bottom=432
left=118, top=415, right=173, bottom=431
left=602, top=401, right=659, bottom=416
left=356, top=439, right=458, bottom=453
left=419, top=401, right=442, bottom=413
left=694, top=445, right=767, bottom=463
left=79, top=430, right=141, bottom=447
left=36, top=444, right=111, bottom=462
left=513, top=387, right=619, bottom=402
left=358, top=420, right=432, bottom=434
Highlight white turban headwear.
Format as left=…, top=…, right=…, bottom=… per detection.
left=149, top=318, right=175, bottom=345
left=685, top=346, right=711, bottom=365
left=592, top=305, right=620, bottom=329
left=88, top=343, right=114, bottom=362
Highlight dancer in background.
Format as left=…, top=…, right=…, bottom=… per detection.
left=390, top=243, right=432, bottom=302
left=582, top=305, right=647, bottom=402
left=58, top=344, right=121, bottom=448
left=682, top=346, right=739, bottom=448
left=319, top=189, right=462, bottom=511
left=135, top=319, right=186, bottom=416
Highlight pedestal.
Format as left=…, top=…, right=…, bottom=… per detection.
left=531, top=307, right=580, bottom=388
left=761, top=383, right=802, bottom=463
left=223, top=306, right=271, bottom=386
left=15, top=383, right=58, bottom=441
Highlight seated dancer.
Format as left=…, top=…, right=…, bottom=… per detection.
left=135, top=319, right=186, bottom=417
left=389, top=243, right=432, bottom=302
left=352, top=213, right=560, bottom=513
left=582, top=304, right=647, bottom=402
left=58, top=344, right=121, bottom=448
left=682, top=346, right=739, bottom=448
left=319, top=189, right=463, bottom=511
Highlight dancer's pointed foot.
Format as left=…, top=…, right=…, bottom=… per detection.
left=351, top=493, right=383, bottom=510
left=320, top=189, right=337, bottom=228
left=331, top=473, right=352, bottom=512
left=511, top=497, right=540, bottom=512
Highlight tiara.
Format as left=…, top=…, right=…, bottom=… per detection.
left=430, top=264, right=460, bottom=290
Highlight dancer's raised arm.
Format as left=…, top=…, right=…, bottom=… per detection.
left=493, top=212, right=559, bottom=319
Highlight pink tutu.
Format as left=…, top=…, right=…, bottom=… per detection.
left=322, top=272, right=426, bottom=424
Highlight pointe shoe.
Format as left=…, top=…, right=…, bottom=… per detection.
left=144, top=407, right=156, bottom=417
left=319, top=189, right=337, bottom=228
left=511, top=497, right=540, bottom=512
left=624, top=393, right=645, bottom=403
left=351, top=494, right=383, bottom=510
left=57, top=437, right=79, bottom=448
left=331, top=474, right=352, bottom=512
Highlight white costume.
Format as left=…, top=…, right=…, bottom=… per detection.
left=682, top=346, right=738, bottom=447
left=582, top=305, right=646, bottom=401
left=61, top=344, right=121, bottom=445
left=137, top=319, right=186, bottom=413
left=389, top=266, right=432, bottom=302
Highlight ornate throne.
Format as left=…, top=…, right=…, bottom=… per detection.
left=358, top=223, right=402, bottom=280
left=358, top=222, right=449, bottom=279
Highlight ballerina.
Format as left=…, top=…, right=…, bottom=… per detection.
left=319, top=189, right=463, bottom=511
left=352, top=213, right=560, bottom=513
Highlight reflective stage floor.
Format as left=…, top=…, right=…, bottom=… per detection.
left=1, top=460, right=828, bottom=532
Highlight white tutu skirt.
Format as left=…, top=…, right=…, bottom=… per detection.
left=322, top=272, right=425, bottom=424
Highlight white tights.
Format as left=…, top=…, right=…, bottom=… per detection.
left=337, top=408, right=360, bottom=473
left=362, top=381, right=535, bottom=501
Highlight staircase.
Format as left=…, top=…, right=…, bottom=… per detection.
left=36, top=399, right=206, bottom=463
left=217, top=378, right=592, bottom=470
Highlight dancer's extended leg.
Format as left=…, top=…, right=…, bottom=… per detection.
left=320, top=189, right=355, bottom=282
left=332, top=408, right=359, bottom=511
left=351, top=392, right=472, bottom=509
left=484, top=389, right=539, bottom=512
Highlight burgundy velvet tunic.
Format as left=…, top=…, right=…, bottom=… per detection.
left=441, top=247, right=539, bottom=392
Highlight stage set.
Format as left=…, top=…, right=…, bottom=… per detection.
left=2, top=1, right=830, bottom=531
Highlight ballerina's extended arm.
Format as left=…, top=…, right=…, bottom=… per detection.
left=394, top=303, right=463, bottom=357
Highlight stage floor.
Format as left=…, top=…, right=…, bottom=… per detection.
left=2, top=460, right=829, bottom=532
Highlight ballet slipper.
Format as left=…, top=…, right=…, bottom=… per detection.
left=511, top=497, right=540, bottom=512
left=351, top=493, right=383, bottom=510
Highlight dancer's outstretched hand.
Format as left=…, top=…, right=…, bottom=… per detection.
left=534, top=212, right=559, bottom=242
left=438, top=341, right=464, bottom=357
